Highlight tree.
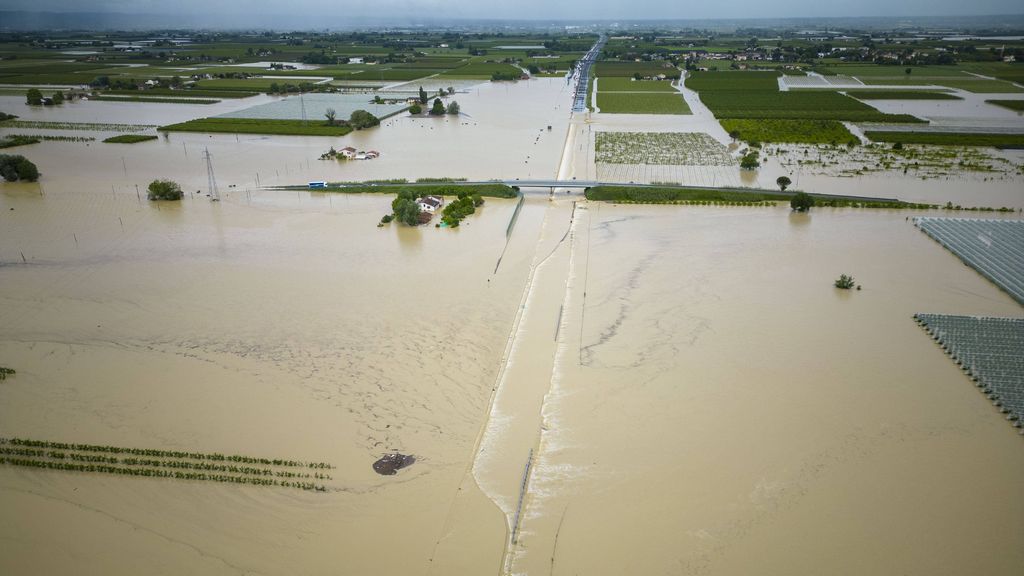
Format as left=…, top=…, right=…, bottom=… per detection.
left=418, top=86, right=428, bottom=105
left=446, top=100, right=460, bottom=115
left=349, top=109, right=380, bottom=129
left=776, top=176, right=792, bottom=191
left=739, top=151, right=760, bottom=170
left=430, top=98, right=445, bottom=116
left=26, top=88, right=43, bottom=106
left=790, top=191, right=815, bottom=212
left=51, top=91, right=64, bottom=105
left=834, top=274, right=856, bottom=289
left=905, top=67, right=912, bottom=75
left=324, top=107, right=337, bottom=126
left=391, top=190, right=422, bottom=226
left=408, top=103, right=422, bottom=115
left=728, top=129, right=740, bottom=142
left=147, top=179, right=183, bottom=201
left=0, top=154, right=39, bottom=182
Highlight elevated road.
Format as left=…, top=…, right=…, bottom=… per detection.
left=570, top=35, right=606, bottom=113
left=282, top=180, right=902, bottom=203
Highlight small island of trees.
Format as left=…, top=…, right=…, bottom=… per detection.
left=0, top=154, right=39, bottom=182
left=790, top=192, right=814, bottom=212
left=147, top=179, right=183, bottom=201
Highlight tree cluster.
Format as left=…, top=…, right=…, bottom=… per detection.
left=147, top=179, right=183, bottom=201
left=0, top=154, right=39, bottom=182
left=391, top=190, right=423, bottom=226
left=441, top=191, right=484, bottom=228
left=790, top=192, right=815, bottom=212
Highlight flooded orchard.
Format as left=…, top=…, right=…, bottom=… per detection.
left=2, top=74, right=1023, bottom=575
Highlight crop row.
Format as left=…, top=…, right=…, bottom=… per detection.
left=0, top=456, right=327, bottom=492
left=2, top=437, right=332, bottom=469
left=595, top=132, right=734, bottom=166
left=0, top=120, right=156, bottom=132
left=10, top=134, right=95, bottom=142
left=0, top=446, right=330, bottom=479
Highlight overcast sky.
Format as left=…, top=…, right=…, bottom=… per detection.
left=1, top=0, right=1021, bottom=20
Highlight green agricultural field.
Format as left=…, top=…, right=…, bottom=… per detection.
left=585, top=186, right=933, bottom=209
left=596, top=92, right=691, bottom=114
left=160, top=118, right=354, bottom=137
left=845, top=90, right=961, bottom=100
left=281, top=182, right=518, bottom=198
left=987, top=100, right=1024, bottom=111
left=864, top=131, right=1024, bottom=148
left=699, top=90, right=922, bottom=122
left=598, top=77, right=675, bottom=92
left=720, top=119, right=858, bottom=145
left=594, top=61, right=681, bottom=79
left=103, top=134, right=158, bottom=144
left=196, top=78, right=295, bottom=91
left=684, top=71, right=781, bottom=92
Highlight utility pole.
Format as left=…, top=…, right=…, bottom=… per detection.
left=203, top=147, right=220, bottom=202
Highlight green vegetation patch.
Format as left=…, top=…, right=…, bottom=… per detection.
left=595, top=61, right=681, bottom=79
left=864, top=131, right=1024, bottom=148
left=103, top=134, right=158, bottom=144
left=684, top=71, right=781, bottom=92
left=720, top=119, right=858, bottom=145
left=160, top=118, right=354, bottom=137
left=987, top=100, right=1024, bottom=112
left=596, top=92, right=690, bottom=115
left=585, top=186, right=934, bottom=209
left=0, top=120, right=155, bottom=132
left=0, top=135, right=41, bottom=149
left=324, top=182, right=517, bottom=198
left=598, top=77, right=675, bottom=92
left=699, top=90, right=923, bottom=122
left=846, top=90, right=961, bottom=100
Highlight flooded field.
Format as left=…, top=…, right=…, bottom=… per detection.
left=2, top=71, right=1023, bottom=576
left=507, top=204, right=1024, bottom=575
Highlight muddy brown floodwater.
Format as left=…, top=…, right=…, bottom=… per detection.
left=1, top=76, right=1023, bottom=575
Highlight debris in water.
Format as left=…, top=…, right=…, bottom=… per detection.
left=373, top=453, right=415, bottom=475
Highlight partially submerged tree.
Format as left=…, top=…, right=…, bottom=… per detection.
left=51, top=91, right=64, bottom=105
left=834, top=274, right=856, bottom=289
left=739, top=151, right=760, bottom=170
left=776, top=176, right=792, bottom=191
left=446, top=100, right=460, bottom=115
left=408, top=103, right=422, bottom=115
left=391, top=190, right=422, bottom=226
left=430, top=98, right=445, bottom=116
left=25, top=88, right=43, bottom=106
left=418, top=86, right=428, bottom=105
left=0, top=154, right=39, bottom=182
left=324, top=107, right=337, bottom=126
left=348, top=109, right=380, bottom=130
left=790, top=191, right=815, bottom=212
left=147, top=179, right=183, bottom=201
